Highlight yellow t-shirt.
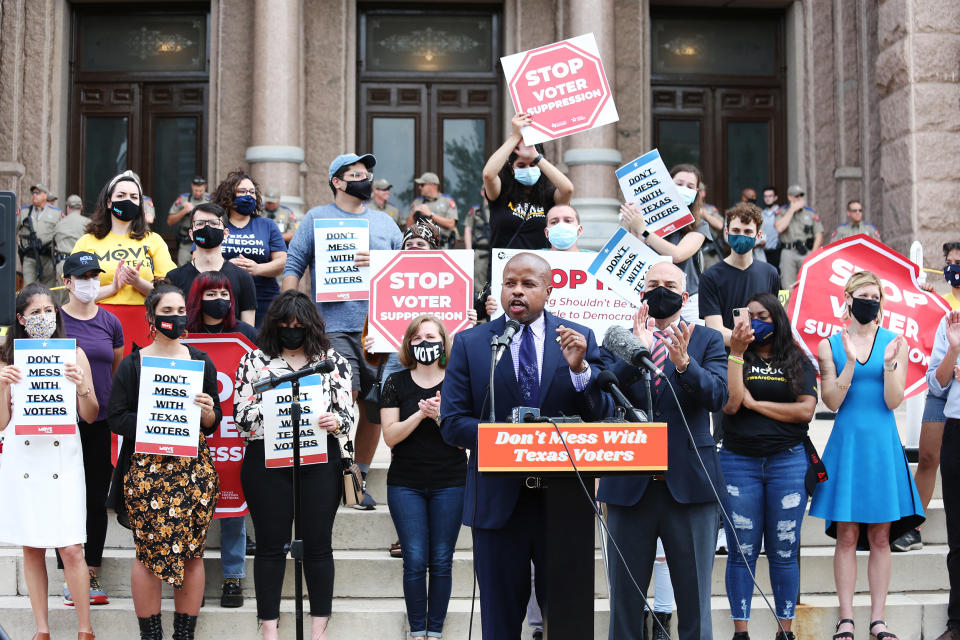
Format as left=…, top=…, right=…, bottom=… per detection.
left=72, top=231, right=177, bottom=305
left=946, top=290, right=960, bottom=310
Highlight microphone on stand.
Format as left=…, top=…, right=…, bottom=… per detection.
left=596, top=369, right=647, bottom=422
left=493, top=319, right=522, bottom=364
left=603, top=325, right=666, bottom=379
left=252, top=357, right=335, bottom=395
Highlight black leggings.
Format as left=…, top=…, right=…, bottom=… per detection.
left=241, top=438, right=342, bottom=620
left=56, top=419, right=112, bottom=569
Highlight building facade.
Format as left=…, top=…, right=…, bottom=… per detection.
left=1, top=0, right=957, bottom=264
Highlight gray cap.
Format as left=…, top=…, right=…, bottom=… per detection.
left=787, top=184, right=805, bottom=197
left=66, top=194, right=83, bottom=209
left=372, top=178, right=392, bottom=190
left=414, top=172, right=440, bottom=186
left=30, top=183, right=50, bottom=194
left=264, top=188, right=281, bottom=203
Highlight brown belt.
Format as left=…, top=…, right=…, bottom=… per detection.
left=650, top=474, right=666, bottom=482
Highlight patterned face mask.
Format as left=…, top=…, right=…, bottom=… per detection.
left=24, top=312, right=57, bottom=339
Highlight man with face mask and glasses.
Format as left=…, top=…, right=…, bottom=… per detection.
left=283, top=153, right=404, bottom=509
left=598, top=261, right=728, bottom=640
left=166, top=202, right=257, bottom=326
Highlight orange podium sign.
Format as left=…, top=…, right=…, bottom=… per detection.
left=477, top=422, right=667, bottom=473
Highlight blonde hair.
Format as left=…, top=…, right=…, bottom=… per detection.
left=397, top=314, right=451, bottom=369
left=842, top=270, right=884, bottom=322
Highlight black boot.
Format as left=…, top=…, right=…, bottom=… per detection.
left=774, top=632, right=795, bottom=640
left=138, top=614, right=163, bottom=640
left=172, top=612, right=197, bottom=640
left=651, top=611, right=671, bottom=640
left=639, top=609, right=648, bottom=640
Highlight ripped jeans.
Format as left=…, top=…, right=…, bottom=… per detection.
left=718, top=444, right=808, bottom=620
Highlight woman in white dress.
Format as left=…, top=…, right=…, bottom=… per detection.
left=0, top=283, right=100, bottom=640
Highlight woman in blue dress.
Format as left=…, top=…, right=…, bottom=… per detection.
left=810, top=270, right=924, bottom=640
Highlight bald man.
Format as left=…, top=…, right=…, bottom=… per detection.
left=598, top=260, right=728, bottom=640
left=441, top=251, right=613, bottom=640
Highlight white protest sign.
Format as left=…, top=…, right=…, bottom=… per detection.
left=588, top=228, right=671, bottom=308
left=501, top=33, right=619, bottom=145
left=135, top=356, right=205, bottom=457
left=314, top=219, right=370, bottom=302
left=261, top=374, right=328, bottom=468
left=616, top=150, right=694, bottom=237
left=12, top=339, right=77, bottom=436
left=490, top=250, right=639, bottom=338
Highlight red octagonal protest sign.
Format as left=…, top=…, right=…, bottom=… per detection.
left=507, top=39, right=612, bottom=141
left=370, top=251, right=473, bottom=351
left=788, top=234, right=951, bottom=398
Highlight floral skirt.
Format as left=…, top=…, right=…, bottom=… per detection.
left=123, top=439, right=219, bottom=586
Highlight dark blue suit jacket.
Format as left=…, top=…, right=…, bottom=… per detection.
left=597, top=323, right=728, bottom=506
left=440, top=312, right=612, bottom=529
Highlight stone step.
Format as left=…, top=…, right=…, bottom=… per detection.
left=2, top=543, right=949, bottom=601
left=0, top=592, right=949, bottom=640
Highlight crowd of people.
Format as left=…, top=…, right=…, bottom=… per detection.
left=3, top=110, right=959, bottom=640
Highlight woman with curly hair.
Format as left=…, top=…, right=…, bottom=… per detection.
left=211, top=170, right=287, bottom=326
left=107, top=283, right=222, bottom=640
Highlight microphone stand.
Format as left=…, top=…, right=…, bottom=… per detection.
left=643, top=370, right=653, bottom=417
left=488, top=332, right=514, bottom=422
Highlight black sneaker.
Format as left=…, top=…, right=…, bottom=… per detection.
left=220, top=578, right=244, bottom=608
left=891, top=528, right=922, bottom=552
left=245, top=535, right=256, bottom=556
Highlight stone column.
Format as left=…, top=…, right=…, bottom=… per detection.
left=246, top=0, right=305, bottom=215
left=562, top=0, right=622, bottom=250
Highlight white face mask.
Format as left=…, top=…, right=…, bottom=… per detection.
left=676, top=185, right=698, bottom=206
left=71, top=278, right=101, bottom=303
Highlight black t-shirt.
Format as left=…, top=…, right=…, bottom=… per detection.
left=488, top=182, right=554, bottom=252
left=199, top=321, right=258, bottom=345
left=722, top=356, right=819, bottom=457
left=381, top=369, right=467, bottom=489
left=166, top=260, right=257, bottom=321
left=698, top=260, right=781, bottom=327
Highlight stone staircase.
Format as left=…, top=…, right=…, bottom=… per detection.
left=0, top=462, right=950, bottom=639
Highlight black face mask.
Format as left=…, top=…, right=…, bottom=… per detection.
left=644, top=286, right=684, bottom=319
left=343, top=179, right=373, bottom=201
left=193, top=225, right=224, bottom=249
left=849, top=297, right=880, bottom=324
left=411, top=340, right=444, bottom=365
left=279, top=326, right=306, bottom=350
left=110, top=199, right=140, bottom=222
left=154, top=314, right=187, bottom=340
left=201, top=298, right=231, bottom=320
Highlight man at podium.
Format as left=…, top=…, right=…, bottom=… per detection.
left=440, top=251, right=611, bottom=639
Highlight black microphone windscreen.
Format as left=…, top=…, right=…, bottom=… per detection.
left=595, top=368, right=619, bottom=392
left=603, top=325, right=648, bottom=366
left=504, top=318, right=521, bottom=334
left=317, top=357, right=335, bottom=374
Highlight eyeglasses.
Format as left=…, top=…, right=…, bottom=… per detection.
left=343, top=172, right=373, bottom=181
left=849, top=208, right=863, bottom=213
left=193, top=220, right=224, bottom=230
left=235, top=188, right=257, bottom=197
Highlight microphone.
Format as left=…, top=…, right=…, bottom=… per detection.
left=252, top=357, right=335, bottom=395
left=494, top=319, right=523, bottom=364
left=603, top=325, right=666, bottom=378
left=596, top=369, right=646, bottom=422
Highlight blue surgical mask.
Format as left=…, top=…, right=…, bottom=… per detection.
left=727, top=233, right=757, bottom=255
left=750, top=318, right=775, bottom=344
left=547, top=222, right=579, bottom=250
left=514, top=166, right=541, bottom=186
left=676, top=185, right=698, bottom=206
left=945, top=264, right=960, bottom=288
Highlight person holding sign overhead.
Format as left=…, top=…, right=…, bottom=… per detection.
left=0, top=282, right=100, bottom=640
left=106, top=283, right=222, bottom=640
left=234, top=290, right=358, bottom=640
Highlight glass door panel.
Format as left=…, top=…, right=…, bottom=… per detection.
left=725, top=120, right=770, bottom=208
left=82, top=116, right=129, bottom=207
left=656, top=119, right=701, bottom=168
left=151, top=116, right=199, bottom=236
left=442, top=118, right=486, bottom=235
left=372, top=117, right=418, bottom=210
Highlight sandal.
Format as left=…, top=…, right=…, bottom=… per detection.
left=389, top=540, right=402, bottom=558
left=834, top=618, right=855, bottom=639
left=870, top=620, right=898, bottom=640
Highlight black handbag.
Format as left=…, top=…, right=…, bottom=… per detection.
left=362, top=357, right=387, bottom=423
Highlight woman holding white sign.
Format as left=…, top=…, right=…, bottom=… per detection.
left=0, top=282, right=100, bottom=640
left=107, top=283, right=222, bottom=640
left=234, top=290, right=357, bottom=640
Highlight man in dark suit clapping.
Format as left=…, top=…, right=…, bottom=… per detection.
left=440, top=251, right=611, bottom=639
left=598, top=261, right=729, bottom=640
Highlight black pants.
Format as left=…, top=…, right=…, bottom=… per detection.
left=241, top=438, right=342, bottom=620
left=56, top=419, right=112, bottom=569
left=942, top=418, right=960, bottom=626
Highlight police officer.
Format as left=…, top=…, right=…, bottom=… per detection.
left=407, top=172, right=458, bottom=248
left=54, top=195, right=89, bottom=280
left=167, top=176, right=210, bottom=265
left=831, top=199, right=881, bottom=242
left=17, top=184, right=61, bottom=289
left=774, top=184, right=823, bottom=287
left=367, top=178, right=404, bottom=230
left=464, top=187, right=491, bottom=296
left=263, top=188, right=300, bottom=244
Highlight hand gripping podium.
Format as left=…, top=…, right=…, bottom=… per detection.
left=476, top=418, right=667, bottom=640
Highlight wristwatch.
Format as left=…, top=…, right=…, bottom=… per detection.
left=531, top=154, right=542, bottom=166
left=641, top=229, right=651, bottom=240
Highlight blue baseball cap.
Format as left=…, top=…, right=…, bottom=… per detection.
left=329, top=153, right=376, bottom=179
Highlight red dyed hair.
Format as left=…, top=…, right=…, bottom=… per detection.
left=186, top=271, right=238, bottom=332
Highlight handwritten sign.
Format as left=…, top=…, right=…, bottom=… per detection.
left=261, top=374, right=328, bottom=468
left=12, top=339, right=77, bottom=436
left=314, top=219, right=370, bottom=302
left=588, top=228, right=671, bottom=308
left=135, top=356, right=205, bottom=457
left=616, top=150, right=694, bottom=237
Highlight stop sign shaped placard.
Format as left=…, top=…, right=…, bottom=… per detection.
left=369, top=251, right=474, bottom=351
left=501, top=33, right=619, bottom=145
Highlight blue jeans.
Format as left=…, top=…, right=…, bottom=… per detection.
left=388, top=484, right=465, bottom=637
left=719, top=444, right=807, bottom=620
left=220, top=516, right=247, bottom=579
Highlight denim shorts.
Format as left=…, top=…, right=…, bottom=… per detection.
left=923, top=391, right=948, bottom=423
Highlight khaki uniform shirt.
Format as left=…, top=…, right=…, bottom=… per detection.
left=776, top=205, right=823, bottom=247
left=831, top=221, right=880, bottom=242
left=367, top=200, right=404, bottom=231
left=465, top=200, right=491, bottom=247
left=54, top=213, right=89, bottom=261
left=170, top=193, right=211, bottom=245
left=270, top=204, right=302, bottom=238
left=411, top=194, right=459, bottom=247
left=17, top=203, right=60, bottom=250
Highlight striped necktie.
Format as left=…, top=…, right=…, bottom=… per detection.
left=651, top=330, right=668, bottom=389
